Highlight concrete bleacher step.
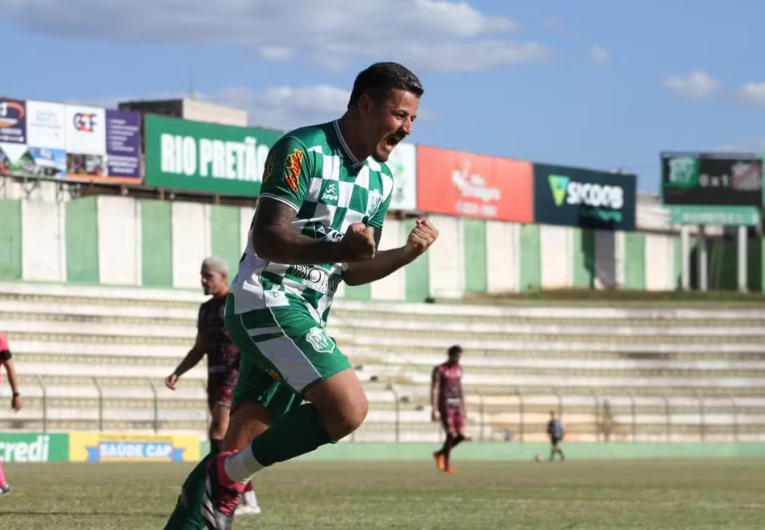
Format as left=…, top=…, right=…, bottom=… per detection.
left=335, top=316, right=765, bottom=339
left=347, top=334, right=765, bottom=354
left=0, top=319, right=195, bottom=340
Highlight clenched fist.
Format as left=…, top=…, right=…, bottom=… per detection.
left=339, top=223, right=376, bottom=262
left=405, top=218, right=438, bottom=258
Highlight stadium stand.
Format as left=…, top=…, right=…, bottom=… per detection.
left=1, top=281, right=764, bottom=444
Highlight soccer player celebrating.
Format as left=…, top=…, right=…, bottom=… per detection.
left=165, top=257, right=260, bottom=516
left=431, top=345, right=468, bottom=473
left=194, top=61, right=436, bottom=530
left=0, top=332, right=22, bottom=496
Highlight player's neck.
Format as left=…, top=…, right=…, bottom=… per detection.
left=211, top=286, right=229, bottom=299
left=337, top=114, right=370, bottom=162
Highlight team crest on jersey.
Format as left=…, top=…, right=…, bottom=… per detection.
left=306, top=326, right=335, bottom=353
left=284, top=149, right=304, bottom=193
left=262, top=149, right=275, bottom=183
left=366, top=189, right=383, bottom=219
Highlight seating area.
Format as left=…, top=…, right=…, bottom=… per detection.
left=1, top=281, right=764, bottom=443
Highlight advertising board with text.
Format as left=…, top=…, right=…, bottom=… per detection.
left=69, top=432, right=200, bottom=463
left=416, top=145, right=533, bottom=222
left=386, top=142, right=417, bottom=211
left=0, top=433, right=69, bottom=463
left=144, top=114, right=283, bottom=197
left=0, top=97, right=141, bottom=183
left=533, top=163, right=637, bottom=231
left=661, top=152, right=763, bottom=207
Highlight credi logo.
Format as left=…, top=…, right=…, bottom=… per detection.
left=548, top=175, right=625, bottom=222
left=73, top=112, right=97, bottom=132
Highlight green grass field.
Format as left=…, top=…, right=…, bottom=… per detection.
left=1, top=458, right=763, bottom=529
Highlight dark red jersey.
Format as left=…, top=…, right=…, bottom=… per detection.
left=197, top=296, right=240, bottom=385
left=432, top=362, right=463, bottom=408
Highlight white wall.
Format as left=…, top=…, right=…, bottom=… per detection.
left=172, top=202, right=211, bottom=288
left=486, top=221, right=519, bottom=293
left=98, top=196, right=141, bottom=285
left=541, top=225, right=573, bottom=289
left=428, top=215, right=464, bottom=298
left=645, top=234, right=675, bottom=291
left=370, top=219, right=405, bottom=300
left=21, top=200, right=65, bottom=282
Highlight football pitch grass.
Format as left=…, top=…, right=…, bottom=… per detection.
left=1, top=458, right=764, bottom=529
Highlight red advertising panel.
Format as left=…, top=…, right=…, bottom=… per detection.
left=416, top=145, right=533, bottom=222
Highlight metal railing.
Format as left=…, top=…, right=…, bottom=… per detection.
left=6, top=378, right=761, bottom=443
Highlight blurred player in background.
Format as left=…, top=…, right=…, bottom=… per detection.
left=431, top=345, right=469, bottom=473
left=165, top=257, right=260, bottom=516
left=0, top=332, right=22, bottom=496
left=547, top=410, right=565, bottom=461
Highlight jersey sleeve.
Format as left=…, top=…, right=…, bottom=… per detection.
left=0, top=349, right=11, bottom=362
left=258, top=135, right=313, bottom=212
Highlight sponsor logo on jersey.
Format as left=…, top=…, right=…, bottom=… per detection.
left=306, top=326, right=335, bottom=353
left=303, top=222, right=343, bottom=242
left=284, top=148, right=304, bottom=192
left=366, top=188, right=383, bottom=218
left=548, top=175, right=624, bottom=222
left=291, top=265, right=343, bottom=295
left=262, top=149, right=275, bottom=183
left=322, top=182, right=338, bottom=201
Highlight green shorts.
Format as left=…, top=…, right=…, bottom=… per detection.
left=225, top=292, right=351, bottom=405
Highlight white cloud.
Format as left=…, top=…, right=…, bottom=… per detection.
left=211, top=85, right=351, bottom=130
left=735, top=82, right=765, bottom=109
left=71, top=84, right=437, bottom=132
left=1, top=0, right=550, bottom=73
left=588, top=46, right=611, bottom=65
left=716, top=138, right=765, bottom=153
left=663, top=71, right=721, bottom=101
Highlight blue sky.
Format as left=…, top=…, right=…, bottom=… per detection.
left=2, top=0, right=764, bottom=193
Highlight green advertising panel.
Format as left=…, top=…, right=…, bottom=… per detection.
left=0, top=433, right=69, bottom=462
left=144, top=115, right=284, bottom=197
left=669, top=206, right=761, bottom=226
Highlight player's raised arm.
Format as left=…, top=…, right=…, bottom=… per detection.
left=253, top=199, right=375, bottom=266
left=343, top=218, right=438, bottom=286
left=252, top=136, right=376, bottom=266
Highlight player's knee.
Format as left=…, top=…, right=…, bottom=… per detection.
left=209, top=422, right=226, bottom=441
left=324, top=393, right=367, bottom=440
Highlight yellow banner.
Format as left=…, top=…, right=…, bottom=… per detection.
left=69, top=432, right=200, bottom=463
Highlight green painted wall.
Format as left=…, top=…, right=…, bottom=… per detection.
left=761, top=237, right=765, bottom=293
left=518, top=224, right=541, bottom=291
left=65, top=197, right=99, bottom=283
left=141, top=200, right=173, bottom=287
left=624, top=233, right=645, bottom=290
left=674, top=237, right=682, bottom=289
left=573, top=228, right=595, bottom=289
left=344, top=283, right=371, bottom=300
left=404, top=219, right=430, bottom=302
left=210, top=205, right=241, bottom=275
left=0, top=199, right=22, bottom=280
left=463, top=218, right=488, bottom=294
left=284, top=442, right=765, bottom=462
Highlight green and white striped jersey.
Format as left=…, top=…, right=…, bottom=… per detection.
left=230, top=120, right=394, bottom=326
